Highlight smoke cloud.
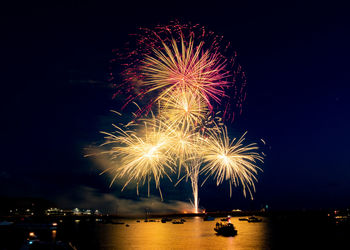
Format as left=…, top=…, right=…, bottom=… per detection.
left=57, top=185, right=193, bottom=216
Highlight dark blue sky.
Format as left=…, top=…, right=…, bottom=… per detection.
left=1, top=1, right=349, bottom=211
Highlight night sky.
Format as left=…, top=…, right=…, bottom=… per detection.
left=1, top=1, right=349, bottom=213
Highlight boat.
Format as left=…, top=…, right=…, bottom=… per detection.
left=21, top=239, right=77, bottom=250
left=221, top=216, right=232, bottom=222
left=172, top=220, right=184, bottom=224
left=172, top=221, right=183, bottom=224
left=203, top=214, right=215, bottom=221
left=0, top=221, right=14, bottom=227
left=248, top=216, right=262, bottom=222
left=214, top=222, right=237, bottom=236
left=21, top=232, right=77, bottom=250
left=15, top=222, right=57, bottom=230
left=161, top=217, right=172, bottom=223
left=238, top=218, right=248, bottom=221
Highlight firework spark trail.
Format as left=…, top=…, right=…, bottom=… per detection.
left=142, top=35, right=230, bottom=110
left=174, top=158, right=202, bottom=213
left=159, top=88, right=208, bottom=132
left=200, top=126, right=263, bottom=199
left=99, top=116, right=175, bottom=200
left=172, top=131, right=207, bottom=213
left=188, top=159, right=201, bottom=214
left=186, top=133, right=206, bottom=213
left=109, top=22, right=247, bottom=121
left=166, top=128, right=197, bottom=177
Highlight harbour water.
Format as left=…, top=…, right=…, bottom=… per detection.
left=2, top=214, right=349, bottom=249
left=85, top=217, right=270, bottom=249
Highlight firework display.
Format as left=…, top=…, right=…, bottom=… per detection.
left=98, top=22, right=263, bottom=213
left=99, top=116, right=175, bottom=200
left=142, top=35, right=229, bottom=109
left=200, top=127, right=263, bottom=199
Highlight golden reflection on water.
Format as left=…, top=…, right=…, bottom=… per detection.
left=97, top=217, right=270, bottom=250
left=51, top=230, right=57, bottom=241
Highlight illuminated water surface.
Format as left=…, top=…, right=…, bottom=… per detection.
left=93, top=217, right=270, bottom=249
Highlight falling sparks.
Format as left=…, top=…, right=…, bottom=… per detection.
left=201, top=126, right=263, bottom=199
left=110, top=21, right=247, bottom=121
left=99, top=117, right=175, bottom=200
left=159, top=88, right=208, bottom=131
left=142, top=36, right=230, bottom=110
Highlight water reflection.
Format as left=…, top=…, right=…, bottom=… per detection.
left=96, top=217, right=270, bottom=250
left=52, top=230, right=57, bottom=241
